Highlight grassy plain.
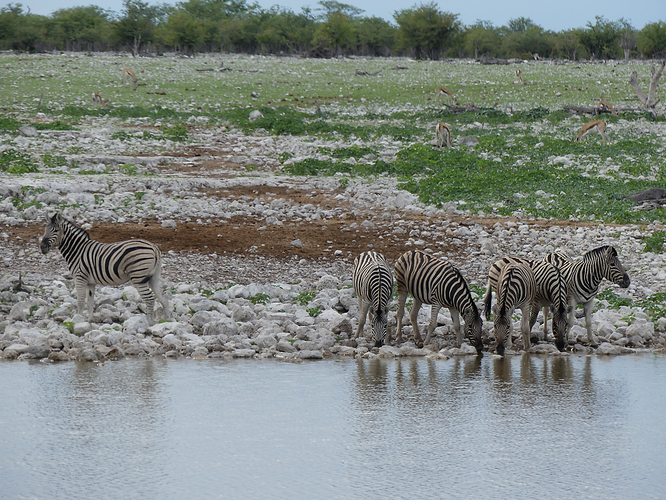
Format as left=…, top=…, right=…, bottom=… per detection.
left=1, top=52, right=665, bottom=225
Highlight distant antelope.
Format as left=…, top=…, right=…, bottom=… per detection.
left=515, top=68, right=525, bottom=85
left=596, top=100, right=618, bottom=116
left=435, top=86, right=454, bottom=104
left=574, top=120, right=609, bottom=144
left=122, top=68, right=137, bottom=90
left=91, top=92, right=102, bottom=107
left=435, top=122, right=452, bottom=148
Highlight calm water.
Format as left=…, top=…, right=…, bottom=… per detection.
left=1, top=354, right=665, bottom=500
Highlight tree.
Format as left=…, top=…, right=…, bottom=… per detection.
left=463, top=20, right=500, bottom=59
left=357, top=16, right=396, bottom=56
left=501, top=19, right=552, bottom=58
left=114, top=0, right=166, bottom=56
left=637, top=21, right=666, bottom=58
left=394, top=2, right=460, bottom=60
left=619, top=18, right=636, bottom=62
left=579, top=16, right=621, bottom=59
left=0, top=3, right=48, bottom=51
left=160, top=8, right=205, bottom=54
left=552, top=29, right=585, bottom=60
left=50, top=5, right=113, bottom=51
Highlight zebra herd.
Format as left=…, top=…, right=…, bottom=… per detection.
left=353, top=245, right=629, bottom=355
left=40, top=212, right=630, bottom=356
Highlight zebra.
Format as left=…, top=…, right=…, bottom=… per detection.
left=484, top=256, right=570, bottom=351
left=352, top=251, right=394, bottom=348
left=394, top=250, right=483, bottom=353
left=543, top=245, right=630, bottom=345
left=40, top=213, right=170, bottom=325
left=493, top=262, right=536, bottom=355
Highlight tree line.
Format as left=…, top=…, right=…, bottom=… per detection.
left=1, top=0, right=665, bottom=60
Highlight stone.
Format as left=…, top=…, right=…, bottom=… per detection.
left=298, top=350, right=323, bottom=360
left=123, top=315, right=150, bottom=335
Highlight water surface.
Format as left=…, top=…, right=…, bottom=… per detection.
left=1, top=354, right=664, bottom=499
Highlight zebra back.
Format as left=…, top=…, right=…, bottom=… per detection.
left=41, top=213, right=161, bottom=285
left=484, top=255, right=532, bottom=318
left=353, top=251, right=393, bottom=346
left=395, top=250, right=482, bottom=348
left=543, top=245, right=630, bottom=302
left=496, top=263, right=536, bottom=318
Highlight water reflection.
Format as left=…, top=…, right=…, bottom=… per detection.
left=1, top=355, right=664, bottom=500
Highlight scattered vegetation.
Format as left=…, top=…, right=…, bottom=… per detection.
left=293, top=290, right=316, bottom=306
left=643, top=231, right=666, bottom=253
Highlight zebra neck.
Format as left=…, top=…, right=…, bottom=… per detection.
left=59, top=223, right=92, bottom=267
left=573, top=260, right=603, bottom=295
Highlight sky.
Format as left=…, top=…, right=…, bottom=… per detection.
left=14, top=0, right=663, bottom=32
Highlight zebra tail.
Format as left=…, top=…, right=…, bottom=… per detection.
left=483, top=279, right=493, bottom=319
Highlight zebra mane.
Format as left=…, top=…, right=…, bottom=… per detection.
left=58, top=214, right=91, bottom=241
left=583, top=245, right=615, bottom=261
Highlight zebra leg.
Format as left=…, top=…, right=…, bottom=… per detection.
left=395, top=290, right=407, bottom=344
left=86, top=283, right=96, bottom=322
left=149, top=272, right=170, bottom=320
left=355, top=300, right=370, bottom=340
left=449, top=308, right=462, bottom=346
left=74, top=277, right=89, bottom=320
left=133, top=281, right=157, bottom=324
left=583, top=299, right=597, bottom=346
left=424, top=304, right=441, bottom=345
left=567, top=298, right=577, bottom=344
left=540, top=305, right=549, bottom=342
left=520, top=304, right=532, bottom=351
left=409, top=298, right=423, bottom=343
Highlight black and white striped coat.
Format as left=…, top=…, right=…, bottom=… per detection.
left=352, top=251, right=394, bottom=347
left=493, top=262, right=536, bottom=355
left=484, top=256, right=570, bottom=351
left=394, top=250, right=483, bottom=352
left=543, top=246, right=630, bottom=344
left=40, top=213, right=169, bottom=324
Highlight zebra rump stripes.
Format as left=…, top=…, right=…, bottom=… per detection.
left=352, top=251, right=394, bottom=347
left=394, top=250, right=482, bottom=353
left=543, top=245, right=630, bottom=345
left=484, top=256, right=570, bottom=351
left=40, top=213, right=169, bottom=325
left=493, top=262, right=536, bottom=355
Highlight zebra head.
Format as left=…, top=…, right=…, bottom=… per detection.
left=370, top=306, right=388, bottom=347
left=40, top=213, right=64, bottom=254
left=592, top=246, right=630, bottom=288
left=464, top=305, right=484, bottom=355
left=493, top=305, right=510, bottom=356
left=551, top=305, right=572, bottom=351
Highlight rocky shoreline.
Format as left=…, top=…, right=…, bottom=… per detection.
left=2, top=112, right=666, bottom=361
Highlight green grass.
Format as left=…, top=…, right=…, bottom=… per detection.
left=1, top=54, right=665, bottom=225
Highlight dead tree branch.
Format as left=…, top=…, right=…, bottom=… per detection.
left=629, top=60, right=665, bottom=109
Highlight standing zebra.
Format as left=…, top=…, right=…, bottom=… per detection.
left=40, top=213, right=170, bottom=324
left=543, top=246, right=630, bottom=345
left=493, top=262, right=536, bottom=355
left=484, top=256, right=570, bottom=351
left=352, top=251, right=394, bottom=348
left=394, top=250, right=483, bottom=353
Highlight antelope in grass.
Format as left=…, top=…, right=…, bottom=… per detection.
left=515, top=68, right=525, bottom=85
left=435, top=122, right=452, bottom=148
left=435, top=86, right=454, bottom=104
left=574, top=120, right=609, bottom=144
left=596, top=100, right=618, bottom=116
left=91, top=92, right=110, bottom=108
left=122, top=68, right=137, bottom=90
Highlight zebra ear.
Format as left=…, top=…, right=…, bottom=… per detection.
left=492, top=304, right=498, bottom=316
left=51, top=212, right=62, bottom=223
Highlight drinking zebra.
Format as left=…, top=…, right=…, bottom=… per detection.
left=493, top=262, right=536, bottom=355
left=352, top=251, right=394, bottom=348
left=484, top=256, right=570, bottom=351
left=394, top=250, right=483, bottom=353
left=40, top=213, right=170, bottom=324
left=543, top=245, right=630, bottom=345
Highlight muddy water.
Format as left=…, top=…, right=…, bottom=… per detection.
left=1, top=355, right=664, bottom=500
